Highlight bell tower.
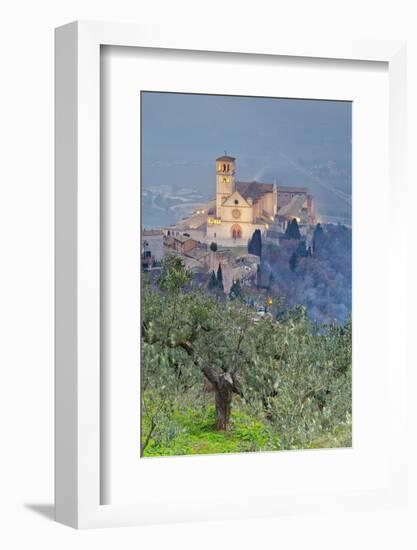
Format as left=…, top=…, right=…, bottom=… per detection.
left=216, top=154, right=236, bottom=216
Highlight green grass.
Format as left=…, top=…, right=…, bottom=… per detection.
left=308, top=422, right=352, bottom=450
left=143, top=405, right=275, bottom=457
left=142, top=403, right=352, bottom=458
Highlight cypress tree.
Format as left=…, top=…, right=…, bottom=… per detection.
left=295, top=240, right=308, bottom=257
left=285, top=218, right=301, bottom=240
left=229, top=279, right=242, bottom=300
left=208, top=270, right=217, bottom=289
left=248, top=229, right=262, bottom=257
left=313, top=223, right=324, bottom=253
left=257, top=230, right=262, bottom=257
left=217, top=264, right=224, bottom=292
left=248, top=233, right=254, bottom=254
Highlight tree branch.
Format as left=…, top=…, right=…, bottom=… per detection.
left=201, top=365, right=219, bottom=386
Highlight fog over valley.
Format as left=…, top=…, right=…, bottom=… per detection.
left=141, top=92, right=352, bottom=229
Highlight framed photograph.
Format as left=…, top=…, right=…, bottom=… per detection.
left=139, top=92, right=352, bottom=456
left=55, top=21, right=408, bottom=528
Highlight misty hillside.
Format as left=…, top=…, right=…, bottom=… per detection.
left=258, top=223, right=351, bottom=325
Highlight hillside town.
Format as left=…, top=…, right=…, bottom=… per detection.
left=142, top=154, right=317, bottom=295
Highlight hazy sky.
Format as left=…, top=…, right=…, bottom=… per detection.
left=141, top=92, right=352, bottom=223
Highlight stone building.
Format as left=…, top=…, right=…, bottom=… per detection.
left=141, top=229, right=164, bottom=269
left=205, top=155, right=277, bottom=245
left=166, top=154, right=315, bottom=247
left=164, top=234, right=198, bottom=255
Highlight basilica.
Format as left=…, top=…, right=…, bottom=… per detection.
left=205, top=155, right=278, bottom=244
left=168, top=154, right=315, bottom=246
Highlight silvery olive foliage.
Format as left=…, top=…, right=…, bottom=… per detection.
left=141, top=256, right=351, bottom=454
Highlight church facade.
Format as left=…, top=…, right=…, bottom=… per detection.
left=206, top=155, right=278, bottom=244
left=166, top=154, right=315, bottom=247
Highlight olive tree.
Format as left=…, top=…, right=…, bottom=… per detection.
left=142, top=256, right=253, bottom=430
left=142, top=257, right=351, bottom=439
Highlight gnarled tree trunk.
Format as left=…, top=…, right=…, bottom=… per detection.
left=201, top=366, right=241, bottom=431
left=214, top=382, right=233, bottom=431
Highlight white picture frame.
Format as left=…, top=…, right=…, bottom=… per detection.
left=55, top=21, right=407, bottom=529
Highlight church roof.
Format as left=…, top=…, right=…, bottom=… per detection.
left=277, top=185, right=309, bottom=194
left=235, top=181, right=275, bottom=203
left=221, top=189, right=251, bottom=208
left=255, top=211, right=272, bottom=225
left=172, top=235, right=198, bottom=244
left=277, top=193, right=307, bottom=218
left=216, top=155, right=236, bottom=161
